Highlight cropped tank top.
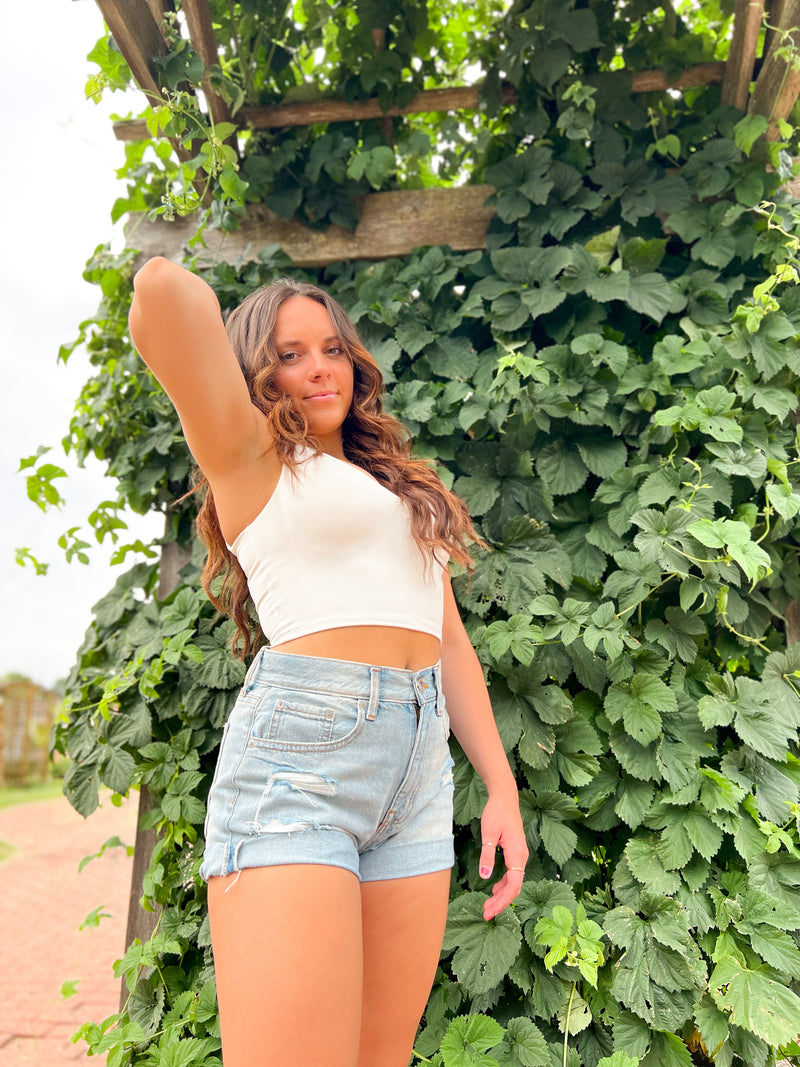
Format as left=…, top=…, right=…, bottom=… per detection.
left=228, top=448, right=447, bottom=645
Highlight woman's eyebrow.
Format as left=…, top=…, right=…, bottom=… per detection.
left=276, top=335, right=342, bottom=346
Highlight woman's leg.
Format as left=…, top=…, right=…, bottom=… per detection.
left=357, top=869, right=451, bottom=1067
left=208, top=864, right=364, bottom=1067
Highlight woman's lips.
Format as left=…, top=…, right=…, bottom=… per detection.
left=305, top=392, right=338, bottom=400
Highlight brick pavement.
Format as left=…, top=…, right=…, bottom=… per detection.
left=0, top=791, right=137, bottom=1066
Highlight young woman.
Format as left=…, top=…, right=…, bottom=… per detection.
left=129, top=258, right=527, bottom=1067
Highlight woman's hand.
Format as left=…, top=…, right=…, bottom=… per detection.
left=478, top=786, right=528, bottom=921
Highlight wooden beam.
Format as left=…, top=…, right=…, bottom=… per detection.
left=112, top=64, right=727, bottom=142
left=127, top=185, right=495, bottom=267
left=749, top=0, right=800, bottom=138
left=93, top=0, right=198, bottom=167
left=182, top=0, right=236, bottom=147
left=722, top=0, right=766, bottom=110
left=113, top=84, right=517, bottom=140
left=628, top=61, right=726, bottom=93
left=93, top=0, right=170, bottom=101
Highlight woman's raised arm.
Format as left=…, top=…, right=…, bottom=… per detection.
left=129, top=257, right=264, bottom=478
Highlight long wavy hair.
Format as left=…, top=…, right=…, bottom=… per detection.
left=195, top=278, right=481, bottom=658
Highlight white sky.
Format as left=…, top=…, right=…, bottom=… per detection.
left=0, top=0, right=161, bottom=689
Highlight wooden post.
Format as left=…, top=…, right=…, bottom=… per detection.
left=119, top=528, right=192, bottom=1011
left=749, top=0, right=800, bottom=138
left=722, top=0, right=766, bottom=110
left=764, top=0, right=789, bottom=60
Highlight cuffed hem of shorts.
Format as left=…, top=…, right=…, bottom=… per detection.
left=359, top=836, right=454, bottom=882
left=198, top=828, right=454, bottom=883
left=199, top=825, right=359, bottom=882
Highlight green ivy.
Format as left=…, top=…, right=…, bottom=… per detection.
left=42, top=1, right=800, bottom=1064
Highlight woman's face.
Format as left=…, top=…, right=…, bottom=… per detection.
left=272, top=295, right=355, bottom=452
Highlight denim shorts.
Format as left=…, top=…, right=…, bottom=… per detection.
left=199, top=648, right=455, bottom=883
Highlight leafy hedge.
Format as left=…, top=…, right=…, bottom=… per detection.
left=40, top=1, right=800, bottom=1064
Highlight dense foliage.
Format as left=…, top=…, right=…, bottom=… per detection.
left=34, top=0, right=800, bottom=1063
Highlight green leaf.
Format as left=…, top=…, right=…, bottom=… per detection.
left=625, top=272, right=676, bottom=323
left=605, top=675, right=675, bottom=745
left=442, top=893, right=522, bottom=995
left=742, top=923, right=800, bottom=976
left=540, top=813, right=578, bottom=866
left=710, top=956, right=800, bottom=1044
left=733, top=113, right=768, bottom=156
left=733, top=677, right=797, bottom=759
left=613, top=1010, right=653, bottom=1058
left=495, top=1016, right=550, bottom=1066
left=694, top=994, right=729, bottom=1060
left=454, top=473, right=502, bottom=515
left=440, top=1014, right=505, bottom=1067
left=639, top=1031, right=693, bottom=1067
left=615, top=778, right=655, bottom=829
left=624, top=836, right=680, bottom=895
left=597, top=1055, right=640, bottom=1067
left=576, top=436, right=627, bottom=478
left=645, top=608, right=704, bottom=663
left=536, top=443, right=588, bottom=496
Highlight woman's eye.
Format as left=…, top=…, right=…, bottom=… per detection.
left=327, top=345, right=345, bottom=356
left=278, top=351, right=299, bottom=362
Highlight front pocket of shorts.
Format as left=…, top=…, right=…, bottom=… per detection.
left=248, top=691, right=365, bottom=752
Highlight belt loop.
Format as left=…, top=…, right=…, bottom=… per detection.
left=242, top=647, right=264, bottom=692
left=366, top=666, right=381, bottom=721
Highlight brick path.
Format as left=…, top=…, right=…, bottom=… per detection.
left=0, top=792, right=137, bottom=1065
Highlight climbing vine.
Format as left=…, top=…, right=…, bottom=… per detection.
left=30, top=0, right=800, bottom=1064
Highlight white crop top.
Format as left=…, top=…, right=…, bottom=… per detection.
left=228, top=448, right=447, bottom=645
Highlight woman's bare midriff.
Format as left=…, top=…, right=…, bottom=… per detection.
left=271, top=625, right=440, bottom=672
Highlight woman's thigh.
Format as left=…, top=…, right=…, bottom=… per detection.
left=357, top=869, right=451, bottom=1067
left=208, top=864, right=363, bottom=1067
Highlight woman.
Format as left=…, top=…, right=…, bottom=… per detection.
left=129, top=258, right=527, bottom=1067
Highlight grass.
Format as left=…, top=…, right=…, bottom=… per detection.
left=0, top=777, right=64, bottom=812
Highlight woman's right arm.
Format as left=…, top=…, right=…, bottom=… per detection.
left=129, top=257, right=264, bottom=478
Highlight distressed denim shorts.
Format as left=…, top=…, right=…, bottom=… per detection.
left=199, top=648, right=455, bottom=883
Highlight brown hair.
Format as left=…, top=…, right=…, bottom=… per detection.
left=195, top=278, right=481, bottom=657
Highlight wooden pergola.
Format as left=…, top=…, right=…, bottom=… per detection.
left=78, top=0, right=800, bottom=267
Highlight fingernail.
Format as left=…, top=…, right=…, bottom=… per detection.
left=480, top=866, right=490, bottom=877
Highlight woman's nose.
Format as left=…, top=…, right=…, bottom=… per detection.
left=307, top=352, right=331, bottom=377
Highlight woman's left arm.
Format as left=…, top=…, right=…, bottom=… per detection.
left=440, top=573, right=528, bottom=920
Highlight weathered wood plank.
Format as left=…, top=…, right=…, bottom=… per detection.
left=722, top=0, right=766, bottom=110
left=127, top=185, right=496, bottom=267
left=749, top=0, right=800, bottom=138
left=113, top=64, right=727, bottom=141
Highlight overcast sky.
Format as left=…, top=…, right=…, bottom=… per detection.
left=0, top=0, right=161, bottom=689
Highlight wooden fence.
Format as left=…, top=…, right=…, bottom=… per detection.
left=0, top=680, right=58, bottom=786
